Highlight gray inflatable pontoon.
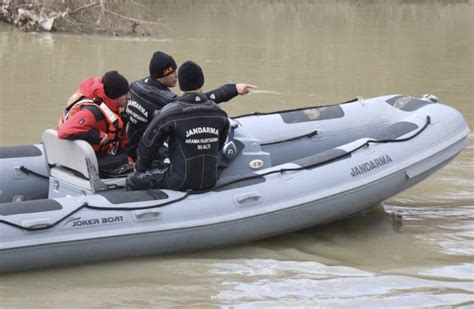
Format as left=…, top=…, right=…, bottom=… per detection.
left=0, top=94, right=470, bottom=272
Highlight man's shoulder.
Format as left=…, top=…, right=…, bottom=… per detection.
left=81, top=105, right=105, bottom=121
left=129, top=77, right=177, bottom=109
left=158, top=100, right=187, bottom=116
left=130, top=76, right=151, bottom=89
left=200, top=99, right=228, bottom=115
left=131, top=77, right=174, bottom=96
left=172, top=99, right=228, bottom=118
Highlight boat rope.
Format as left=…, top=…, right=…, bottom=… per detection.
left=0, top=190, right=193, bottom=231
left=1, top=116, right=431, bottom=232
left=260, top=130, right=318, bottom=146
left=17, top=166, right=49, bottom=179
left=232, top=98, right=359, bottom=119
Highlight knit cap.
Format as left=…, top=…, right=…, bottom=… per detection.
left=102, top=71, right=129, bottom=99
left=178, top=61, right=204, bottom=91
left=149, top=51, right=177, bottom=79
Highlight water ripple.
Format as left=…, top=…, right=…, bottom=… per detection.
left=212, top=259, right=474, bottom=308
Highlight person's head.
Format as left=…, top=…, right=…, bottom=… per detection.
left=149, top=51, right=178, bottom=88
left=178, top=60, right=204, bottom=93
left=102, top=70, right=130, bottom=108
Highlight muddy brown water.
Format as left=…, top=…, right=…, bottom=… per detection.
left=0, top=1, right=473, bottom=307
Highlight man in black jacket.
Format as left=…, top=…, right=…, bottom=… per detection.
left=126, top=51, right=255, bottom=159
left=126, top=61, right=234, bottom=191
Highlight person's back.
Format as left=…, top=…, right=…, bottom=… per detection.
left=134, top=94, right=229, bottom=191
left=127, top=61, right=230, bottom=191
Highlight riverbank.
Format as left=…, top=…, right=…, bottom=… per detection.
left=0, top=0, right=161, bottom=35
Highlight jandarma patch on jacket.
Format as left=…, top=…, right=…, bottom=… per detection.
left=185, top=127, right=219, bottom=137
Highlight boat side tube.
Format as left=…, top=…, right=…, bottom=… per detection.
left=0, top=144, right=49, bottom=203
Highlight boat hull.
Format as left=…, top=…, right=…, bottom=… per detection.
left=0, top=134, right=467, bottom=272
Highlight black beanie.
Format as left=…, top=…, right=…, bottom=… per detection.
left=102, top=71, right=129, bottom=99
left=178, top=61, right=204, bottom=92
left=149, top=51, right=177, bottom=79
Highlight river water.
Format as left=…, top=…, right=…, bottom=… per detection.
left=1, top=1, right=473, bottom=307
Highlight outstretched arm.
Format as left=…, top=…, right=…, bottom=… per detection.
left=205, top=83, right=256, bottom=103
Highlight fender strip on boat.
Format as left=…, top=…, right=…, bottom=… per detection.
left=0, top=145, right=43, bottom=158
left=232, top=98, right=359, bottom=119
left=0, top=199, right=62, bottom=216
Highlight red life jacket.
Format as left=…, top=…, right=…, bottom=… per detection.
left=57, top=77, right=126, bottom=154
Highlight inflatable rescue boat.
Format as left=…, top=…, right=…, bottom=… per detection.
left=0, top=94, right=470, bottom=272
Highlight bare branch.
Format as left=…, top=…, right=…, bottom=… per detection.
left=128, top=0, right=153, bottom=14
left=68, top=1, right=100, bottom=16
left=102, top=7, right=160, bottom=26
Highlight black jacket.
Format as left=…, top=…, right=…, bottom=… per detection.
left=126, top=77, right=238, bottom=159
left=135, top=93, right=230, bottom=191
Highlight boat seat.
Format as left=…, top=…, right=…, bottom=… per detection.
left=41, top=129, right=126, bottom=192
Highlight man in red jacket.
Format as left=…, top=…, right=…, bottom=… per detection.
left=58, top=71, right=132, bottom=176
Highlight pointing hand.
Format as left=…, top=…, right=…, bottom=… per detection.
left=235, top=83, right=257, bottom=96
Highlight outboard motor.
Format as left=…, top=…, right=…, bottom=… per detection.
left=219, top=119, right=272, bottom=178
left=222, top=122, right=239, bottom=160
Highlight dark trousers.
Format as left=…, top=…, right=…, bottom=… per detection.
left=126, top=161, right=182, bottom=191
left=97, top=152, right=130, bottom=178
